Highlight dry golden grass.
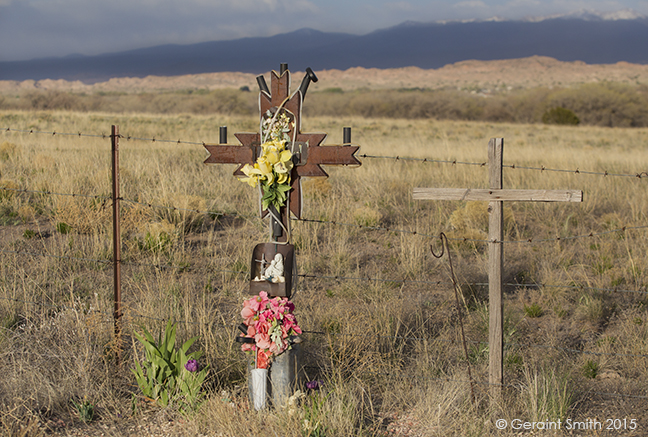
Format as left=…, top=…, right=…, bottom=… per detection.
left=1, top=109, right=648, bottom=436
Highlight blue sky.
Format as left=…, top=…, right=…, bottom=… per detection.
left=1, top=0, right=647, bottom=61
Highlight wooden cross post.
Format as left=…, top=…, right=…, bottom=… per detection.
left=413, top=138, right=582, bottom=400
left=203, top=63, right=361, bottom=408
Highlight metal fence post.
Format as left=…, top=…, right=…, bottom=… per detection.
left=111, top=125, right=122, bottom=366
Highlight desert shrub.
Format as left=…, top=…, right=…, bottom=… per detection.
left=52, top=197, right=110, bottom=234
left=545, top=82, right=648, bottom=127
left=28, top=91, right=86, bottom=111
left=542, top=107, right=580, bottom=125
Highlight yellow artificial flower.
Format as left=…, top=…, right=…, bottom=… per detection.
left=279, top=150, right=293, bottom=168
left=262, top=139, right=284, bottom=154
left=274, top=161, right=289, bottom=174
left=241, top=174, right=259, bottom=187
left=241, top=163, right=259, bottom=176
left=256, top=157, right=274, bottom=185
left=266, top=150, right=280, bottom=165
left=276, top=172, right=289, bottom=185
left=240, top=138, right=295, bottom=192
left=240, top=163, right=262, bottom=187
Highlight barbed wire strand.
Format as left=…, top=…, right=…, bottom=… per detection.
left=295, top=216, right=648, bottom=245
left=1, top=245, right=646, bottom=296
left=0, top=186, right=111, bottom=200
left=3, top=184, right=646, bottom=248
left=592, top=391, right=648, bottom=400
left=3, top=128, right=108, bottom=139
left=0, top=248, right=112, bottom=265
left=4, top=127, right=648, bottom=179
left=302, top=329, right=648, bottom=359
left=4, top=292, right=648, bottom=368
left=2, top=127, right=207, bottom=146
left=8, top=296, right=648, bottom=399
left=0, top=295, right=114, bottom=320
left=369, top=371, right=516, bottom=388
left=5, top=293, right=645, bottom=364
left=358, top=153, right=648, bottom=179
left=119, top=198, right=256, bottom=221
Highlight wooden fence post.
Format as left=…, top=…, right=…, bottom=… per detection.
left=111, top=125, right=122, bottom=366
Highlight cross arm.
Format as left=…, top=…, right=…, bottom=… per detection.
left=307, top=145, right=361, bottom=167
left=413, top=188, right=583, bottom=202
left=203, top=133, right=260, bottom=176
left=203, top=145, right=254, bottom=165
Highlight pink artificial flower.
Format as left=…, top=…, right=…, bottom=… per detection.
left=241, top=306, right=255, bottom=325
left=274, top=299, right=286, bottom=314
left=256, top=333, right=272, bottom=350
left=249, top=291, right=269, bottom=312
left=255, top=317, right=269, bottom=334
left=256, top=321, right=269, bottom=336
left=241, top=341, right=256, bottom=353
left=257, top=350, right=269, bottom=369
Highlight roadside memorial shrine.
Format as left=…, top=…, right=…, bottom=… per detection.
left=203, top=63, right=361, bottom=409
left=413, top=138, right=583, bottom=399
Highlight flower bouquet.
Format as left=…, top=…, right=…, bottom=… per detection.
left=239, top=290, right=302, bottom=410
left=239, top=110, right=295, bottom=212
left=239, top=291, right=302, bottom=369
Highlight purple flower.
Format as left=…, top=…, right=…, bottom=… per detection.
left=306, top=380, right=323, bottom=390
left=185, top=359, right=199, bottom=373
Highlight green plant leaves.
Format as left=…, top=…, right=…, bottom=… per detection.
left=132, top=320, right=209, bottom=413
left=261, top=181, right=291, bottom=211
left=71, top=398, right=95, bottom=423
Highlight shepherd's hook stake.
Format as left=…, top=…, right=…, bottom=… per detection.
left=431, top=232, right=476, bottom=404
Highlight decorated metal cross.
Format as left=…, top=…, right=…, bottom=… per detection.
left=204, top=63, right=361, bottom=409
left=413, top=138, right=582, bottom=400
left=205, top=63, right=361, bottom=246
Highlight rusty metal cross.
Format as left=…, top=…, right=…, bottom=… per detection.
left=204, top=64, right=361, bottom=242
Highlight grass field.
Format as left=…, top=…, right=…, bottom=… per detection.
left=1, top=109, right=648, bottom=436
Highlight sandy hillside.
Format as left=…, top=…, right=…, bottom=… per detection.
left=1, top=56, right=648, bottom=94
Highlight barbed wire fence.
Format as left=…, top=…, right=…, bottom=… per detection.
left=2, top=124, right=648, bottom=401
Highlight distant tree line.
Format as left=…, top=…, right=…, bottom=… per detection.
left=2, top=82, right=648, bottom=127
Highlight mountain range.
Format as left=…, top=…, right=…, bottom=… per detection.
left=2, top=9, right=647, bottom=84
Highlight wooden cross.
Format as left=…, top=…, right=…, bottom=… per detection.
left=204, top=64, right=361, bottom=243
left=413, top=138, right=583, bottom=398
